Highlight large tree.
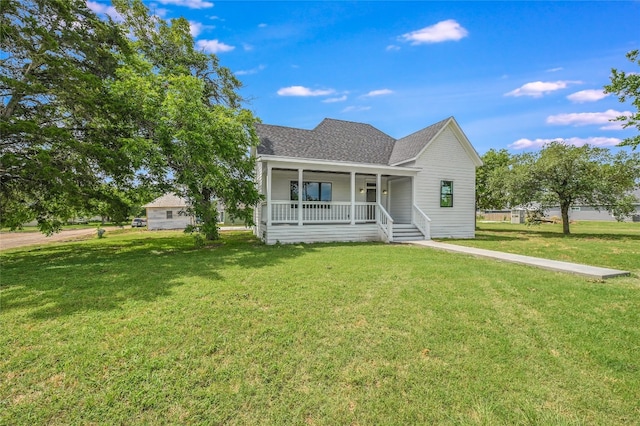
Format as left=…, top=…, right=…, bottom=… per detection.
left=1, top=0, right=261, bottom=238
left=0, top=0, right=143, bottom=234
left=476, top=148, right=512, bottom=211
left=111, top=0, right=261, bottom=240
left=508, top=142, right=639, bottom=234
left=604, top=49, right=640, bottom=149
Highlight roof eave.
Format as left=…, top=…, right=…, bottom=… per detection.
left=257, top=154, right=420, bottom=174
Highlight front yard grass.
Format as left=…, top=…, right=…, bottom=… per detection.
left=447, top=221, right=640, bottom=273
left=1, top=230, right=639, bottom=424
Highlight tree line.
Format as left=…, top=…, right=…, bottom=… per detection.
left=476, top=143, right=639, bottom=234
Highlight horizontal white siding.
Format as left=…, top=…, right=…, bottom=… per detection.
left=389, top=177, right=411, bottom=224
left=264, top=224, right=379, bottom=245
left=146, top=207, right=193, bottom=230
left=413, top=127, right=476, bottom=239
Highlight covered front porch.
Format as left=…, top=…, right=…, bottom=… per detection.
left=254, top=157, right=432, bottom=244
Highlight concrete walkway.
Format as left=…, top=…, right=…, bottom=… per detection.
left=406, top=240, right=630, bottom=280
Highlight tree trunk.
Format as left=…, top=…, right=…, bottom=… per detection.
left=560, top=202, right=571, bottom=234
left=200, top=188, right=219, bottom=241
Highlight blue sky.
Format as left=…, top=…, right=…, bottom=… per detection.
left=88, top=0, right=639, bottom=154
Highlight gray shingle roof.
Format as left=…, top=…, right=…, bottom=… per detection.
left=256, top=117, right=453, bottom=166
left=256, top=119, right=395, bottom=165
left=389, top=117, right=451, bottom=165
left=143, top=193, right=188, bottom=208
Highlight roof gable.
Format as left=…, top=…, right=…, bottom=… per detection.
left=389, top=117, right=450, bottom=165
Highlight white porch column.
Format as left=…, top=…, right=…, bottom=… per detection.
left=298, top=168, right=304, bottom=226
left=376, top=173, right=381, bottom=221
left=411, top=176, right=415, bottom=223
left=266, top=163, right=272, bottom=226
left=350, top=171, right=356, bottom=225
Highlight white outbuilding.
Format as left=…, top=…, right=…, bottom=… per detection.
left=143, top=193, right=194, bottom=230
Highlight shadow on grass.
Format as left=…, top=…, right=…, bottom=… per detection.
left=0, top=231, right=314, bottom=320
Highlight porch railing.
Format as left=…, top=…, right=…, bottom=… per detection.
left=377, top=203, right=394, bottom=243
left=412, top=204, right=431, bottom=240
left=267, top=201, right=377, bottom=224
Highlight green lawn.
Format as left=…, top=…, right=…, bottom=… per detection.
left=446, top=221, right=640, bottom=273
left=1, top=230, right=639, bottom=424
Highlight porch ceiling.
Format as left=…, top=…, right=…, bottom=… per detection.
left=259, top=155, right=419, bottom=176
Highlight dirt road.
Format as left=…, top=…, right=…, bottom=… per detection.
left=0, top=227, right=120, bottom=251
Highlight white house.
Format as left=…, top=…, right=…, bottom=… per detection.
left=143, top=193, right=194, bottom=230
left=253, top=117, right=483, bottom=244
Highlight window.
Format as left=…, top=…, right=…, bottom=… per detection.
left=440, top=181, right=453, bottom=207
left=166, top=210, right=173, bottom=219
left=571, top=207, right=581, bottom=212
left=290, top=181, right=332, bottom=204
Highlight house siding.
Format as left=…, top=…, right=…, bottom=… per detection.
left=389, top=177, right=412, bottom=223
left=413, top=127, right=476, bottom=238
left=264, top=224, right=379, bottom=245
left=146, top=207, right=193, bottom=230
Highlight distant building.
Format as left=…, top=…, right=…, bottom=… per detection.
left=142, top=193, right=243, bottom=230
left=143, top=194, right=194, bottom=230
left=544, top=188, right=640, bottom=222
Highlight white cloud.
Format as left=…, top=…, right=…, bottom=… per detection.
left=567, top=89, right=609, bottom=103
left=258, top=23, right=268, bottom=28
left=235, top=64, right=266, bottom=76
left=156, top=0, right=214, bottom=9
left=509, top=137, right=623, bottom=149
left=195, top=39, right=234, bottom=53
left=154, top=8, right=169, bottom=17
left=401, top=19, right=468, bottom=44
left=386, top=45, right=401, bottom=51
left=242, top=43, right=254, bottom=51
left=505, top=80, right=581, bottom=98
left=546, top=67, right=563, bottom=73
left=342, top=106, right=372, bottom=113
left=189, top=21, right=214, bottom=37
left=86, top=1, right=123, bottom=21
left=277, top=86, right=335, bottom=97
left=546, top=109, right=630, bottom=129
left=322, top=95, right=347, bottom=103
left=363, top=89, right=394, bottom=97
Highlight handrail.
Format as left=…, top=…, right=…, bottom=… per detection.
left=412, top=204, right=431, bottom=240
left=377, top=203, right=394, bottom=243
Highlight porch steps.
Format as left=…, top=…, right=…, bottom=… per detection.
left=392, top=224, right=426, bottom=242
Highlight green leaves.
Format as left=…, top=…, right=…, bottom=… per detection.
left=476, top=148, right=512, bottom=210
left=1, top=0, right=141, bottom=232
left=604, top=49, right=640, bottom=148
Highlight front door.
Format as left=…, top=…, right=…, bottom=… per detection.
left=366, top=183, right=376, bottom=221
